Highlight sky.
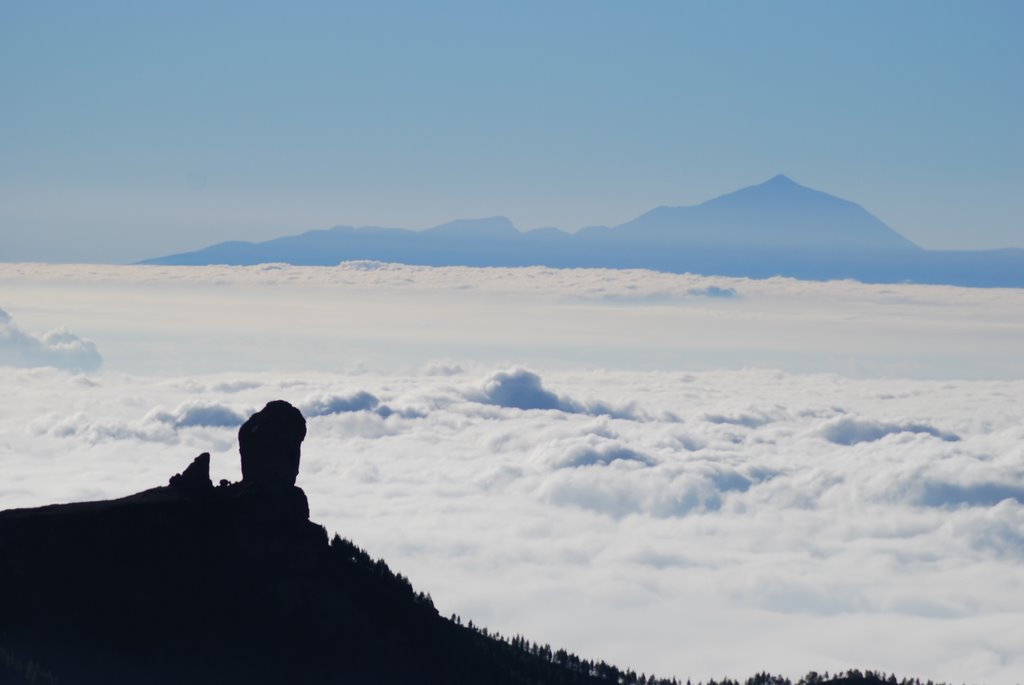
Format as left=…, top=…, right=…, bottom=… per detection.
left=1, top=263, right=1023, bottom=684
left=2, top=1, right=1022, bottom=263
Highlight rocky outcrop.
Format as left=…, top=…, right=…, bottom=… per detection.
left=169, top=451, right=214, bottom=493
left=239, top=400, right=306, bottom=487
left=0, top=401, right=329, bottom=684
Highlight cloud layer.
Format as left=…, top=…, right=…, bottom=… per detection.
left=1, top=364, right=1021, bottom=685
left=2, top=262, right=1022, bottom=379
left=0, top=307, right=101, bottom=371
left=2, top=264, right=1022, bottom=684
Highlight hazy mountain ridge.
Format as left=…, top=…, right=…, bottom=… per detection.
left=604, top=175, right=922, bottom=251
left=141, top=176, right=1023, bottom=287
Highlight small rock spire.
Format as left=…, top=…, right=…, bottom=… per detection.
left=169, top=452, right=213, bottom=493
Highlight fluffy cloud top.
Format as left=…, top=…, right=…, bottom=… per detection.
left=820, top=416, right=960, bottom=445
left=146, top=401, right=247, bottom=429
left=0, top=308, right=101, bottom=372
left=478, top=368, right=562, bottom=410
left=476, top=368, right=647, bottom=420
left=530, top=435, right=658, bottom=470
left=300, top=391, right=382, bottom=417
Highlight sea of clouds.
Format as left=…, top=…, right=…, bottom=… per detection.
left=1, top=263, right=1023, bottom=684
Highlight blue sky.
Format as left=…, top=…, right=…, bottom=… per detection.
left=2, top=0, right=1021, bottom=262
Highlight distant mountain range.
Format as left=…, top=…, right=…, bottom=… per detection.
left=143, top=175, right=1024, bottom=287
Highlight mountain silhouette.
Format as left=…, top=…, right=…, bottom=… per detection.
left=0, top=401, right=951, bottom=685
left=423, top=216, right=522, bottom=239
left=140, top=176, right=1023, bottom=287
left=592, top=175, right=920, bottom=252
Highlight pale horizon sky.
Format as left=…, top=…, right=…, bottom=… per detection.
left=2, top=1, right=1022, bottom=263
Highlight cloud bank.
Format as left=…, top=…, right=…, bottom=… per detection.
left=3, top=262, right=1022, bottom=380
left=0, top=307, right=101, bottom=372
left=1, top=365, right=1022, bottom=685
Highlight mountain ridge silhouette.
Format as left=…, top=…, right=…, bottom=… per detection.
left=602, top=175, right=921, bottom=251
left=140, top=176, right=1023, bottom=287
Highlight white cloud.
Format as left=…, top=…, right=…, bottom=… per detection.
left=0, top=307, right=102, bottom=371
left=474, top=367, right=649, bottom=420
left=703, top=409, right=783, bottom=428
left=530, top=435, right=657, bottom=469
left=42, top=411, right=177, bottom=444
left=146, top=401, right=248, bottom=429
left=300, top=391, right=382, bottom=417
left=478, top=367, right=562, bottom=410
left=820, top=416, right=960, bottom=445
left=32, top=399, right=249, bottom=444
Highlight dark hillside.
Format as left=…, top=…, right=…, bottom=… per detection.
left=0, top=453, right=623, bottom=684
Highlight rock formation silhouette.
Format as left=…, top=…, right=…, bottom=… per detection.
left=239, top=400, right=306, bottom=487
left=169, top=451, right=214, bottom=493
left=0, top=400, right=615, bottom=685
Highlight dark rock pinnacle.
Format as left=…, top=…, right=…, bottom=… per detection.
left=239, top=400, right=306, bottom=487
left=169, top=452, right=213, bottom=494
